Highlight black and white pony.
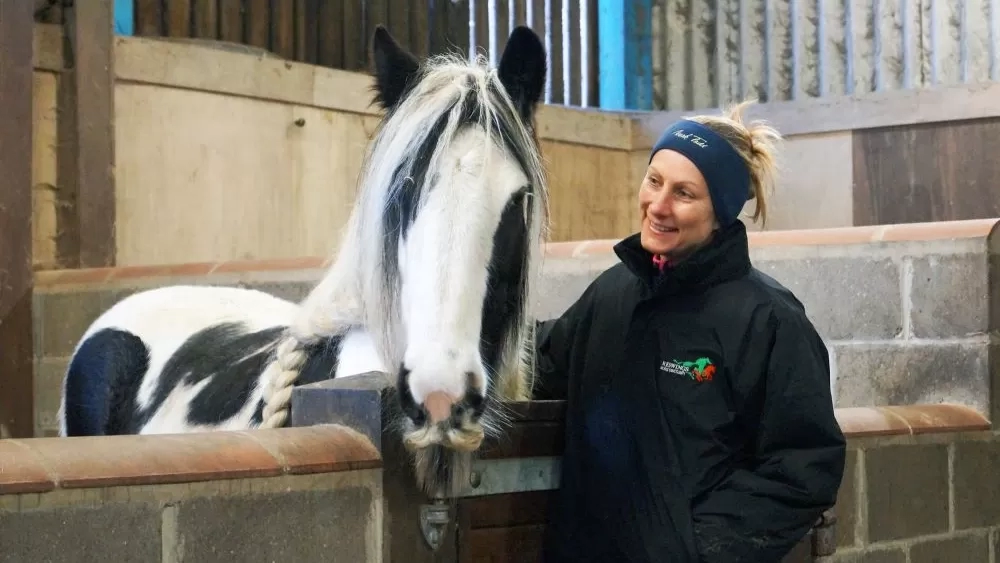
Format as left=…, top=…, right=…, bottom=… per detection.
left=57, top=25, right=550, bottom=497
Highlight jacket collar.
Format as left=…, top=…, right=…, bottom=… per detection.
left=613, top=220, right=752, bottom=296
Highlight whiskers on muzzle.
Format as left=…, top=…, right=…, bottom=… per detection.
left=397, top=368, right=489, bottom=452
left=395, top=367, right=508, bottom=497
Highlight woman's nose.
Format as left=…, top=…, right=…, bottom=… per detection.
left=648, top=193, right=672, bottom=216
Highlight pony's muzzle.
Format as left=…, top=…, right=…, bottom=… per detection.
left=423, top=391, right=457, bottom=424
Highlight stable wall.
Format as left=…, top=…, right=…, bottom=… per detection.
left=28, top=219, right=999, bottom=439
left=28, top=23, right=641, bottom=269
left=31, top=23, right=1000, bottom=270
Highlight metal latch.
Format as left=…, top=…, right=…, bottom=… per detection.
left=419, top=499, right=452, bottom=551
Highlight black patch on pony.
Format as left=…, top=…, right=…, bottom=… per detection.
left=152, top=323, right=349, bottom=428
left=479, top=185, right=532, bottom=395
left=63, top=328, right=150, bottom=436
left=123, top=322, right=283, bottom=427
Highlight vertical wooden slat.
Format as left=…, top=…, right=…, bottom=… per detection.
left=165, top=0, right=192, bottom=36
left=314, top=0, right=342, bottom=68
left=245, top=0, right=270, bottom=49
left=192, top=0, right=218, bottom=39
left=294, top=0, right=309, bottom=61
left=218, top=0, right=244, bottom=43
left=512, top=0, right=527, bottom=25
left=548, top=0, right=565, bottom=104
left=271, top=0, right=295, bottom=57
left=368, top=0, right=390, bottom=71
left=59, top=0, right=117, bottom=269
left=494, top=0, right=511, bottom=58
left=304, top=0, right=324, bottom=64
left=474, top=0, right=489, bottom=58
left=0, top=0, right=35, bottom=438
left=446, top=0, right=471, bottom=58
left=410, top=0, right=431, bottom=58
left=386, top=0, right=411, bottom=52
left=133, top=0, right=163, bottom=35
left=585, top=0, right=599, bottom=106
left=342, top=1, right=365, bottom=71
left=566, top=0, right=580, bottom=105
left=428, top=0, right=452, bottom=56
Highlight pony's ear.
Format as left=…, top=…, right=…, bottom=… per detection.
left=371, top=25, right=421, bottom=110
left=498, top=26, right=547, bottom=120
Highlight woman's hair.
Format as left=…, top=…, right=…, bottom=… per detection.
left=686, top=98, right=782, bottom=227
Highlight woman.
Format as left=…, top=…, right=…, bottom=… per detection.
left=533, top=100, right=846, bottom=563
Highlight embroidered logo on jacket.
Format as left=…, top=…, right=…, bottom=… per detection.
left=659, top=357, right=716, bottom=382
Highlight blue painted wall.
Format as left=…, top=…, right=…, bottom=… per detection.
left=597, top=0, right=654, bottom=111
left=114, top=0, right=133, bottom=35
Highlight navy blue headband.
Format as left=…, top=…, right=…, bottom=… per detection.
left=649, top=119, right=751, bottom=227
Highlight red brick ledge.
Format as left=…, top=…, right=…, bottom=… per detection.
left=0, top=405, right=987, bottom=496
left=0, top=424, right=381, bottom=495
left=34, top=218, right=1000, bottom=287
left=835, top=404, right=990, bottom=438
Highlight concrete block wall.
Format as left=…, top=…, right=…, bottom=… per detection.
left=29, top=218, right=999, bottom=438
left=0, top=426, right=383, bottom=563
left=829, top=408, right=1000, bottom=562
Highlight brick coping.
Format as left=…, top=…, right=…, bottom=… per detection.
left=33, top=218, right=1000, bottom=287
left=0, top=424, right=381, bottom=495
left=0, top=404, right=987, bottom=496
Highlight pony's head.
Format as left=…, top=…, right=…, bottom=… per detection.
left=352, top=25, right=548, bottom=495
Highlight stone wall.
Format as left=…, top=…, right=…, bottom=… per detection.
left=0, top=425, right=383, bottom=563
left=830, top=406, right=1000, bottom=562
left=29, top=218, right=999, bottom=438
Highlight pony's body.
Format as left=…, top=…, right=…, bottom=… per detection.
left=57, top=285, right=385, bottom=436
left=58, top=25, right=549, bottom=497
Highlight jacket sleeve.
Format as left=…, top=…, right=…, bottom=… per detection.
left=531, top=282, right=598, bottom=401
left=690, top=308, right=847, bottom=563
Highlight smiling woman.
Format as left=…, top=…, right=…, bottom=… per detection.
left=639, top=100, right=782, bottom=264
left=531, top=99, right=846, bottom=562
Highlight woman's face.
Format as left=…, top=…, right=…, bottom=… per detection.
left=638, top=149, right=718, bottom=259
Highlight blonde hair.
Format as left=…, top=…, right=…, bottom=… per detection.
left=686, top=98, right=782, bottom=228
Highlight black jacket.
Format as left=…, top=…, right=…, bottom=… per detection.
left=533, top=221, right=846, bottom=563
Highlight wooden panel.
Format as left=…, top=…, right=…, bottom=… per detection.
left=479, top=400, right=566, bottom=460
left=134, top=0, right=163, bottom=35
left=165, top=0, right=191, bottom=36
left=112, top=84, right=373, bottom=266
left=192, top=0, right=217, bottom=38
left=58, top=1, right=116, bottom=268
left=457, top=491, right=552, bottom=563
left=0, top=0, right=36, bottom=438
left=218, top=0, right=243, bottom=42
left=270, top=0, right=295, bottom=58
left=852, top=118, right=1000, bottom=226
left=245, top=0, right=270, bottom=48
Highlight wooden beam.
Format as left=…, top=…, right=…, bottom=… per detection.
left=0, top=0, right=36, bottom=438
left=57, top=0, right=117, bottom=268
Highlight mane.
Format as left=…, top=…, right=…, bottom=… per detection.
left=298, top=52, right=549, bottom=405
